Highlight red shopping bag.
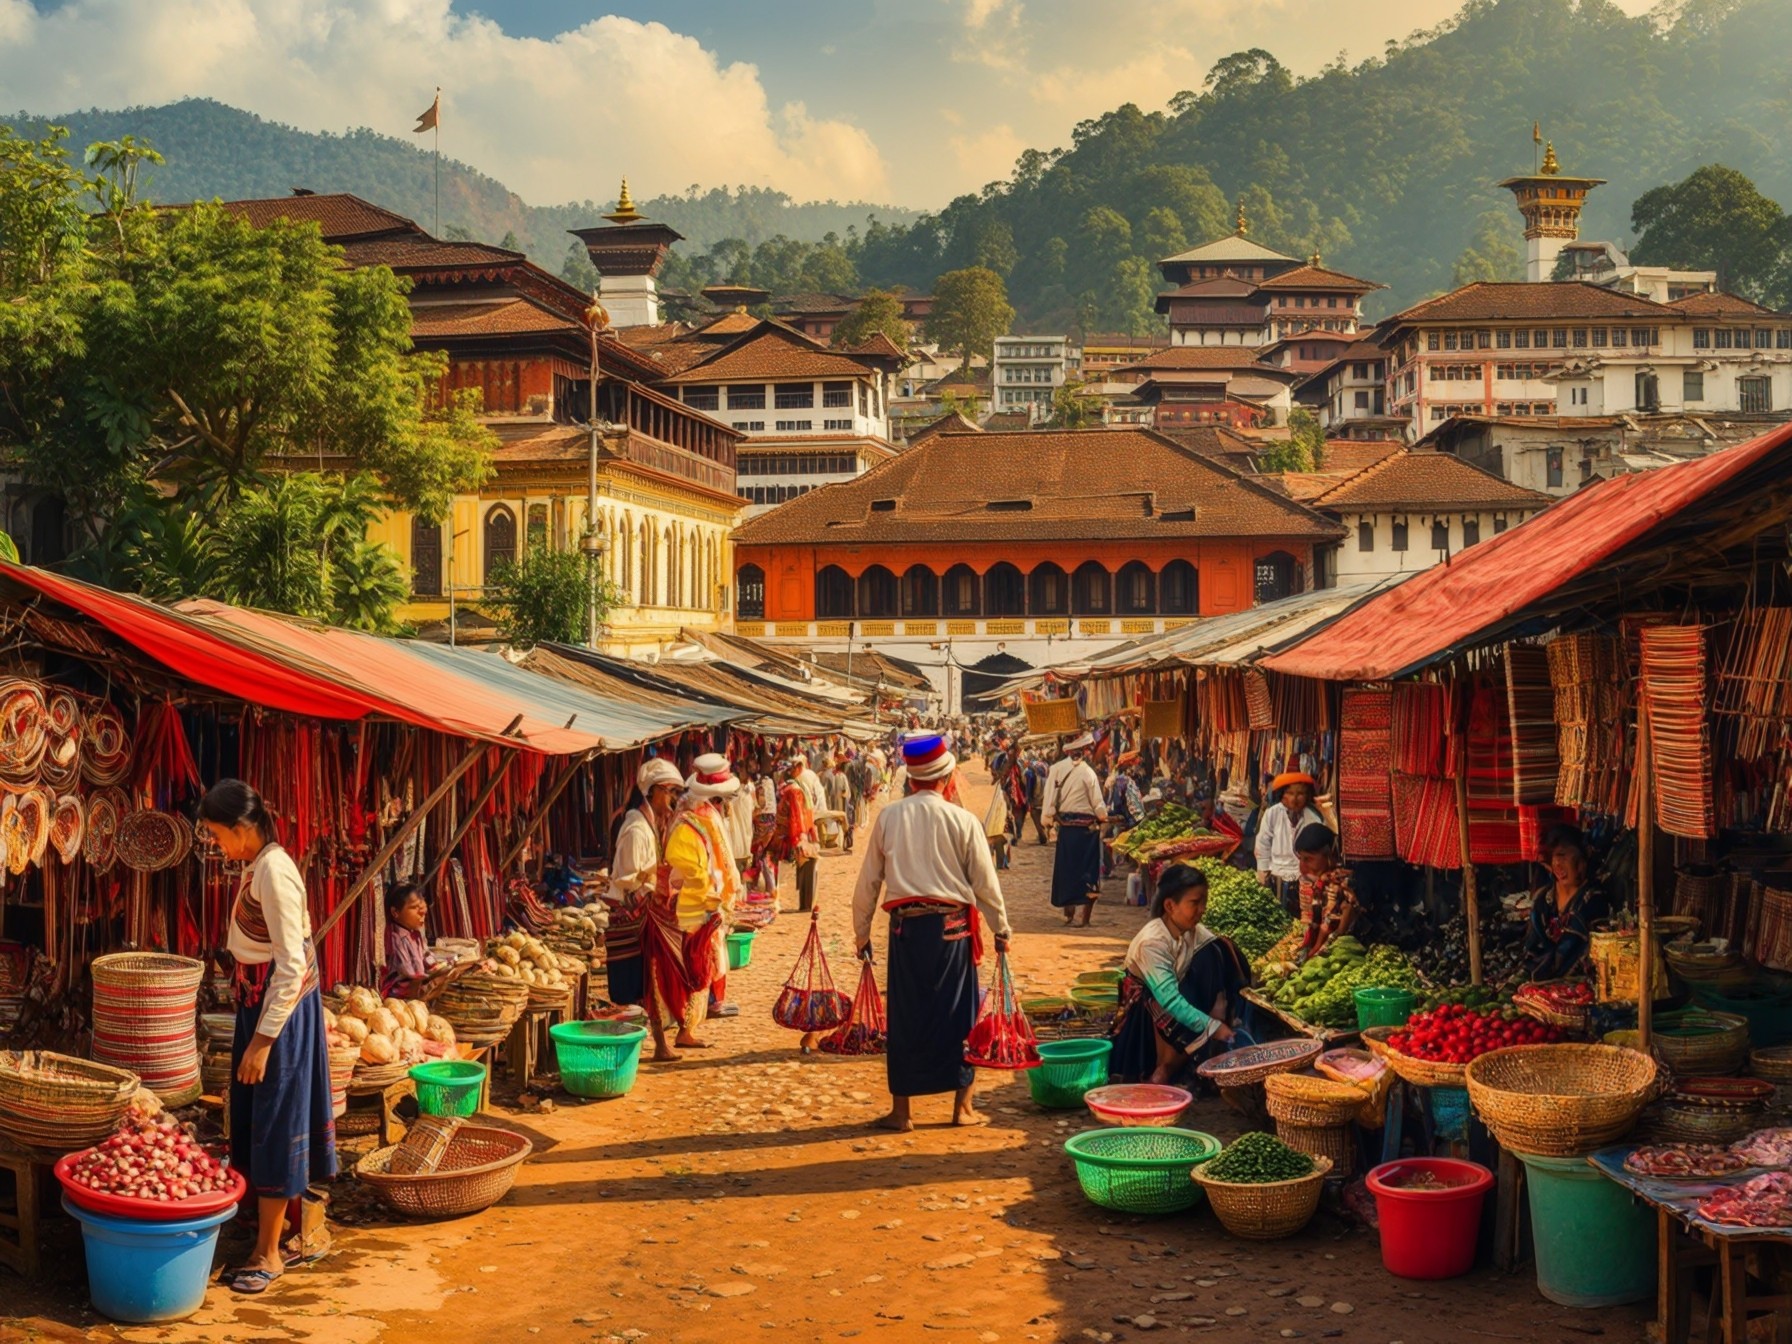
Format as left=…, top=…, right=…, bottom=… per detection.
left=964, top=947, right=1040, bottom=1070
left=772, top=910, right=852, bottom=1032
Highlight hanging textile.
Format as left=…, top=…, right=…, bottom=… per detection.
left=1504, top=645, right=1559, bottom=805
left=1392, top=682, right=1447, bottom=777
left=1547, top=633, right=1624, bottom=810
left=1337, top=686, right=1395, bottom=860
left=1640, top=624, right=1716, bottom=839
left=1465, top=679, right=1524, bottom=864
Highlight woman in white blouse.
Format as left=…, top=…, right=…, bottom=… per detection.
left=200, top=780, right=337, bottom=1296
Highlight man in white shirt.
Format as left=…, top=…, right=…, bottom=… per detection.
left=1043, top=734, right=1108, bottom=927
left=854, top=733, right=1011, bottom=1132
left=605, top=757, right=684, bottom=1062
left=1254, top=771, right=1323, bottom=914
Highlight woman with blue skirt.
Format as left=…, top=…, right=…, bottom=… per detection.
left=201, top=779, right=337, bottom=1296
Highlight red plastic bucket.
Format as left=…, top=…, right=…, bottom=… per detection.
left=1366, top=1158, right=1493, bottom=1279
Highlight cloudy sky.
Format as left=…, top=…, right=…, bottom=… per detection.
left=2, top=0, right=1660, bottom=209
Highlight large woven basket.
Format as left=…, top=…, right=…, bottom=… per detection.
left=356, top=1124, right=531, bottom=1218
left=1193, top=1155, right=1332, bottom=1240
left=1465, top=1044, right=1657, bottom=1158
left=1264, top=1072, right=1368, bottom=1127
left=1652, top=1011, right=1750, bottom=1077
left=1512, top=979, right=1593, bottom=1033
left=1362, top=1025, right=1470, bottom=1089
left=1196, top=1039, right=1323, bottom=1089
left=1749, top=1045, right=1792, bottom=1084
left=1274, top=1119, right=1355, bottom=1178
left=0, top=1050, right=140, bottom=1154
left=89, top=952, right=203, bottom=1106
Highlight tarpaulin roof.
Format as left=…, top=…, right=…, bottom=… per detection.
left=1263, top=422, right=1792, bottom=682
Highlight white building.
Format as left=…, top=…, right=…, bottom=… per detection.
left=992, top=335, right=1081, bottom=419
left=1306, top=450, right=1552, bottom=585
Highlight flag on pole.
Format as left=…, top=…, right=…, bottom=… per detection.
left=1532, top=120, right=1542, bottom=145
left=414, top=91, right=440, bottom=134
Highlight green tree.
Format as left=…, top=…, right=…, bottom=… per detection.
left=1043, top=378, right=1104, bottom=429
left=486, top=544, right=618, bottom=648
left=560, top=241, right=599, bottom=293
left=924, top=267, right=1014, bottom=372
left=1451, top=208, right=1525, bottom=286
left=831, top=288, right=910, bottom=350
left=1105, top=257, right=1161, bottom=336
left=1259, top=409, right=1323, bottom=472
left=1630, top=164, right=1788, bottom=301
left=1139, top=206, right=1188, bottom=261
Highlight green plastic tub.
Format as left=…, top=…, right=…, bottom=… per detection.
left=549, top=1020, right=648, bottom=1099
left=408, top=1059, right=486, bottom=1118
left=1063, top=1126, right=1220, bottom=1214
left=1354, top=986, right=1416, bottom=1030
left=726, top=930, right=756, bottom=970
left=1028, top=1038, right=1113, bottom=1108
left=1517, top=1152, right=1655, bottom=1306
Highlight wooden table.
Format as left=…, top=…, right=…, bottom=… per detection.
left=1238, top=989, right=1361, bottom=1045
left=1591, top=1149, right=1792, bottom=1343
left=504, top=1001, right=573, bottom=1087
left=0, top=1135, right=54, bottom=1279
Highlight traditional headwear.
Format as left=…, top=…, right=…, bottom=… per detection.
left=901, top=732, right=956, bottom=782
left=1065, top=732, right=1095, bottom=752
left=685, top=752, right=740, bottom=800
left=637, top=757, right=683, bottom=794
left=1270, top=771, right=1317, bottom=798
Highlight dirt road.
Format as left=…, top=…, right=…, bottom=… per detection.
left=5, top=759, right=1650, bottom=1344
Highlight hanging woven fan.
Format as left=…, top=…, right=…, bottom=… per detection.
left=0, top=797, right=23, bottom=876
left=39, top=693, right=82, bottom=791
left=15, top=788, right=51, bottom=868
left=116, top=809, right=193, bottom=873
left=50, top=793, right=85, bottom=865
left=80, top=704, right=131, bottom=786
left=0, top=682, right=47, bottom=784
left=83, top=788, right=123, bottom=871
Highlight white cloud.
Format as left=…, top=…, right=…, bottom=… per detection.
left=0, top=0, right=891, bottom=204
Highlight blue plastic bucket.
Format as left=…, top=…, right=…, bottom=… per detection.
left=62, top=1195, right=237, bottom=1323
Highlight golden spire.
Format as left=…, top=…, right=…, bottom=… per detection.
left=1235, top=200, right=1248, bottom=237
left=604, top=177, right=642, bottom=225
left=1309, top=251, right=1323, bottom=268
left=1540, top=142, right=1560, bottom=176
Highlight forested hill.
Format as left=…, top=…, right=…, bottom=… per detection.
left=6, top=98, right=919, bottom=268
left=851, top=0, right=1792, bottom=325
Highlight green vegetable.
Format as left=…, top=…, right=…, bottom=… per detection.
left=1260, top=942, right=1422, bottom=1029
left=1191, top=860, right=1291, bottom=962
left=1201, top=1131, right=1315, bottom=1184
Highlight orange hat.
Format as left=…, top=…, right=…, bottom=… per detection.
left=1269, top=771, right=1317, bottom=797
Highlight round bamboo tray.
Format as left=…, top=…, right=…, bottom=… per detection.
left=1749, top=1045, right=1792, bottom=1084
left=1193, top=1155, right=1332, bottom=1240
left=1465, top=1044, right=1657, bottom=1158
left=1264, top=1072, right=1368, bottom=1127
left=1364, top=1026, right=1470, bottom=1089
left=1196, top=1039, right=1323, bottom=1089
left=1512, top=979, right=1592, bottom=1033
left=349, top=1059, right=416, bottom=1092
left=1274, top=1119, right=1355, bottom=1178
left=356, top=1124, right=532, bottom=1219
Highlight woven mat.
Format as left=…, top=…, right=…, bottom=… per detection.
left=1338, top=686, right=1394, bottom=860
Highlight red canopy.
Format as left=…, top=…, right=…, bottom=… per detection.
left=1263, top=423, right=1792, bottom=682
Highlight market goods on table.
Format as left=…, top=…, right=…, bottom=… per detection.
left=1513, top=979, right=1594, bottom=1030
left=484, top=931, right=574, bottom=1000
left=1200, top=1131, right=1316, bottom=1183
left=1113, top=806, right=1234, bottom=864
left=1696, top=1171, right=1792, bottom=1228
left=326, top=986, right=455, bottom=1078
left=1258, top=938, right=1422, bottom=1030
left=60, top=1103, right=238, bottom=1211
left=1387, top=1004, right=1566, bottom=1066
left=1623, top=1144, right=1748, bottom=1179
left=1197, top=1038, right=1324, bottom=1089
left=1730, top=1128, right=1792, bottom=1167
left=1411, top=910, right=1527, bottom=989
left=1189, top=861, right=1291, bottom=962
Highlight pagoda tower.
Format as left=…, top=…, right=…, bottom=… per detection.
left=1498, top=143, right=1606, bottom=282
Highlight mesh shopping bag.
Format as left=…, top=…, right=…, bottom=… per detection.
left=819, top=959, right=887, bottom=1056
left=964, top=947, right=1041, bottom=1070
left=772, top=910, right=852, bottom=1032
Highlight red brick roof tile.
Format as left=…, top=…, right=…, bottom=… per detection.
left=1116, top=346, right=1288, bottom=375
left=1255, top=263, right=1383, bottom=293
left=214, top=192, right=418, bottom=240
left=661, top=324, right=883, bottom=383
left=1667, top=291, right=1783, bottom=318
left=1384, top=282, right=1674, bottom=326
left=409, top=299, right=578, bottom=339
left=340, top=237, right=526, bottom=270
left=1307, top=449, right=1552, bottom=511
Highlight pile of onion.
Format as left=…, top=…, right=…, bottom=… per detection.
left=67, top=1110, right=233, bottom=1203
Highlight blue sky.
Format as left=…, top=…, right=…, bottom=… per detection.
left=1, top=0, right=1660, bottom=208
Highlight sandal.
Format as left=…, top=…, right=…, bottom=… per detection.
left=226, top=1267, right=283, bottom=1295
left=283, top=1229, right=332, bottom=1267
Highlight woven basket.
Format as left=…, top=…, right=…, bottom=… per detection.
left=525, top=982, right=574, bottom=1013
left=387, top=1115, right=466, bottom=1175
left=1193, top=1155, right=1332, bottom=1240
left=1512, top=979, right=1593, bottom=1033
left=1654, top=1097, right=1767, bottom=1145
left=1653, top=1011, right=1750, bottom=1077
left=1196, top=1038, right=1323, bottom=1089
left=350, top=1060, right=416, bottom=1093
left=1371, top=1032, right=1470, bottom=1089
left=0, top=1050, right=140, bottom=1154
left=1749, top=1045, right=1792, bottom=1084
left=1274, top=1119, right=1356, bottom=1178
left=356, top=1124, right=532, bottom=1218
left=1264, top=1072, right=1369, bottom=1126
left=1465, top=1045, right=1657, bottom=1158
left=1665, top=941, right=1751, bottom=993
left=89, top=952, right=203, bottom=1106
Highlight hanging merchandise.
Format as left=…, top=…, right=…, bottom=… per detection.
left=0, top=681, right=48, bottom=785
left=1392, top=681, right=1447, bottom=777
left=1504, top=645, right=1560, bottom=805
left=11, top=788, right=50, bottom=869
left=772, top=912, right=852, bottom=1032
left=80, top=702, right=131, bottom=786
left=819, top=960, right=887, bottom=1056
left=49, top=794, right=84, bottom=864
left=82, top=787, right=126, bottom=871
left=1640, top=625, right=1716, bottom=839
left=116, top=810, right=194, bottom=873
left=1242, top=669, right=1276, bottom=730
left=1547, top=634, right=1624, bottom=810
left=1337, top=686, right=1395, bottom=860
left=963, top=947, right=1040, bottom=1070
left=1465, top=678, right=1525, bottom=864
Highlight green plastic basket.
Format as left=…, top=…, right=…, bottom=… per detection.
left=726, top=930, right=756, bottom=970
left=409, top=1059, right=486, bottom=1118
left=549, top=1020, right=648, bottom=1098
left=1063, top=1126, right=1221, bottom=1214
left=1354, top=986, right=1416, bottom=1030
left=1028, top=1038, right=1113, bottom=1108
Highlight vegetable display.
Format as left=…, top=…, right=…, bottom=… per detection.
left=1259, top=938, right=1421, bottom=1029
left=327, top=985, right=455, bottom=1067
left=1386, top=1003, right=1565, bottom=1065
left=1192, top=861, right=1292, bottom=962
left=485, top=931, right=572, bottom=990
left=1201, top=1131, right=1316, bottom=1184
left=1118, top=805, right=1200, bottom=852
left=66, top=1105, right=232, bottom=1202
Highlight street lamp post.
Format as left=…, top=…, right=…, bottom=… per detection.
left=585, top=296, right=612, bottom=648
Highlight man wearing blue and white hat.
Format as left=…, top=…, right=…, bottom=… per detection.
left=853, top=732, right=1012, bottom=1131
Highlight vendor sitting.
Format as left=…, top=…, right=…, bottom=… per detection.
left=1295, top=823, right=1359, bottom=962
left=380, top=882, right=441, bottom=999
left=1108, top=864, right=1248, bottom=1084
left=1524, top=824, right=1609, bottom=980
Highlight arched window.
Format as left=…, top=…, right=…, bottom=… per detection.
left=1071, top=562, right=1111, bottom=616
left=637, top=519, right=652, bottom=606
left=1254, top=551, right=1302, bottom=604
left=943, top=564, right=981, bottom=617
left=619, top=512, right=633, bottom=594
left=1160, top=559, right=1198, bottom=615
left=1028, top=562, right=1068, bottom=616
left=857, top=565, right=898, bottom=619
left=1116, top=561, right=1154, bottom=615
left=816, top=565, right=855, bottom=619
left=526, top=502, right=549, bottom=553
left=901, top=565, right=939, bottom=617
left=661, top=526, right=675, bottom=607
left=985, top=562, right=1025, bottom=617
left=737, top=563, right=765, bottom=619
left=411, top=517, right=444, bottom=597
left=483, top=505, right=516, bottom=583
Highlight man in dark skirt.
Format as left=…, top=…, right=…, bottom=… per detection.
left=853, top=733, right=1012, bottom=1131
left=1044, top=733, right=1107, bottom=926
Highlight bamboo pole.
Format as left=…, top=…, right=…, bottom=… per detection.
left=498, top=752, right=591, bottom=873
left=1454, top=754, right=1484, bottom=986
left=1637, top=708, right=1656, bottom=1052
left=422, top=747, right=520, bottom=889
left=315, top=720, right=522, bottom=944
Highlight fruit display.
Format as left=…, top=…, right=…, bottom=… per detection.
left=1385, top=1003, right=1565, bottom=1065
left=1258, top=938, right=1421, bottom=1030
left=1192, top=861, right=1292, bottom=962
left=1201, top=1131, right=1315, bottom=1184
left=484, top=931, right=573, bottom=991
left=326, top=985, right=454, bottom=1069
left=1413, top=982, right=1510, bottom=1014
left=65, top=1103, right=233, bottom=1202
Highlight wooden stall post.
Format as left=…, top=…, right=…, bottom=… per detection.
left=1453, top=758, right=1483, bottom=986
left=498, top=751, right=592, bottom=873
left=1637, top=710, right=1656, bottom=1052
left=423, top=747, right=520, bottom=889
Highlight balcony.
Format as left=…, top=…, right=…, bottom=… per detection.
left=732, top=616, right=1195, bottom=641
